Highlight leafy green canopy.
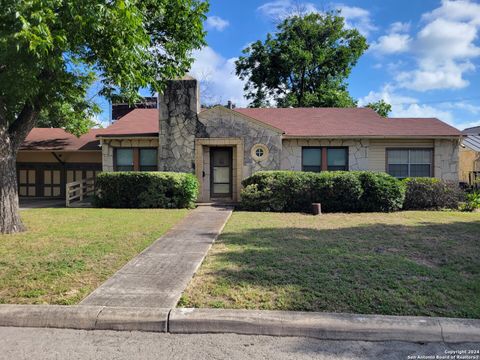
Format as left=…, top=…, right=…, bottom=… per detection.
left=365, top=99, right=392, bottom=117
left=235, top=12, right=368, bottom=108
left=0, top=0, right=208, bottom=136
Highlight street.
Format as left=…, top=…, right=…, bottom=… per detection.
left=0, top=327, right=478, bottom=360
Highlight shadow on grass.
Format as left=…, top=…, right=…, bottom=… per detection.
left=189, top=219, right=480, bottom=318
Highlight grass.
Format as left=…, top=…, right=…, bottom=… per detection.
left=179, top=211, right=480, bottom=318
left=0, top=208, right=188, bottom=305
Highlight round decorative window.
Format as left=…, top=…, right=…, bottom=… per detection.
left=251, top=144, right=269, bottom=161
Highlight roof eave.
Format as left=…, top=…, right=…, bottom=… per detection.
left=96, top=133, right=159, bottom=139
left=282, top=134, right=463, bottom=139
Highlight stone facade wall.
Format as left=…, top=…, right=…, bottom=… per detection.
left=158, top=78, right=201, bottom=172
left=434, top=139, right=460, bottom=181
left=101, top=138, right=159, bottom=172
left=198, top=107, right=283, bottom=178
left=281, top=139, right=369, bottom=171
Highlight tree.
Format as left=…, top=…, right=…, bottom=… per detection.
left=0, top=0, right=208, bottom=234
left=365, top=100, right=392, bottom=117
left=235, top=12, right=368, bottom=108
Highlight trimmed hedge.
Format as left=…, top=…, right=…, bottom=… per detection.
left=94, top=172, right=199, bottom=209
left=358, top=172, right=406, bottom=212
left=403, top=177, right=463, bottom=210
left=241, top=171, right=405, bottom=213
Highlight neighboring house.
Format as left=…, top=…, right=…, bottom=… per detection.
left=17, top=77, right=462, bottom=202
left=459, top=126, right=480, bottom=185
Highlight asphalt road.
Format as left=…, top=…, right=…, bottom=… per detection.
left=0, top=327, right=479, bottom=360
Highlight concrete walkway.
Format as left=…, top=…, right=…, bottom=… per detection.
left=81, top=205, right=233, bottom=308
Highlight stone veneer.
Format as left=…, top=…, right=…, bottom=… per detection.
left=434, top=139, right=460, bottom=181
left=158, top=77, right=201, bottom=172
left=198, top=107, right=283, bottom=178
left=281, top=139, right=369, bottom=171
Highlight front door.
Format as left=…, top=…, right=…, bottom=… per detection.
left=210, top=147, right=232, bottom=198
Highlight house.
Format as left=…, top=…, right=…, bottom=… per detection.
left=17, top=77, right=462, bottom=202
left=459, top=126, right=480, bottom=185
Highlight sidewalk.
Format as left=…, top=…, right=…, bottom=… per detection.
left=80, top=205, right=233, bottom=308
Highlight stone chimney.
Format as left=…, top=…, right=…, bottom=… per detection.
left=158, top=76, right=200, bottom=172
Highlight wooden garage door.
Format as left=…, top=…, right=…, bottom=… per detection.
left=18, top=169, right=37, bottom=197
left=43, top=170, right=62, bottom=197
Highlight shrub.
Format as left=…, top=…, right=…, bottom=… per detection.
left=241, top=171, right=313, bottom=212
left=240, top=171, right=405, bottom=213
left=357, top=172, right=405, bottom=212
left=403, top=178, right=463, bottom=210
left=460, top=191, right=480, bottom=212
left=94, top=172, right=199, bottom=209
left=310, top=172, right=363, bottom=212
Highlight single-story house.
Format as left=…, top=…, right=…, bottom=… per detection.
left=17, top=77, right=462, bottom=202
left=459, top=126, right=480, bottom=185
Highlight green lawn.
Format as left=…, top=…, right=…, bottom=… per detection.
left=0, top=208, right=188, bottom=305
left=179, top=211, right=480, bottom=318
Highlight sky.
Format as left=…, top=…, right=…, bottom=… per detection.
left=100, top=0, right=480, bottom=131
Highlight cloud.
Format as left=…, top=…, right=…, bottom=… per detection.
left=372, top=0, right=480, bottom=92
left=257, top=0, right=318, bottom=19
left=205, top=16, right=230, bottom=31
left=395, top=59, right=475, bottom=91
left=257, top=1, right=375, bottom=36
left=358, top=84, right=454, bottom=123
left=335, top=5, right=377, bottom=36
left=371, top=21, right=411, bottom=54
left=389, top=21, right=410, bottom=33
left=371, top=33, right=411, bottom=54
left=189, top=47, right=248, bottom=107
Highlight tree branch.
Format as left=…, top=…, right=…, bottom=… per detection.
left=8, top=100, right=41, bottom=150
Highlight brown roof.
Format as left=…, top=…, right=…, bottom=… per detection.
left=21, top=107, right=461, bottom=151
left=97, top=108, right=158, bottom=137
left=21, top=128, right=103, bottom=151
left=234, top=107, right=462, bottom=137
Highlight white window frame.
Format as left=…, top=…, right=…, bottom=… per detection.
left=386, top=148, right=434, bottom=178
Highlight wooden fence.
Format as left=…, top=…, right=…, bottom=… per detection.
left=66, top=177, right=95, bottom=207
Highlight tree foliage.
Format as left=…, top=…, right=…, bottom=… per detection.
left=235, top=12, right=368, bottom=108
left=365, top=100, right=392, bottom=117
left=0, top=0, right=208, bottom=234
left=0, top=0, right=208, bottom=137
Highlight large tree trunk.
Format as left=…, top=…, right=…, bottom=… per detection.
left=0, top=130, right=25, bottom=234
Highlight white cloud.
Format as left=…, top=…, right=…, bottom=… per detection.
left=389, top=21, right=410, bottom=33
left=189, top=47, right=248, bottom=107
left=257, top=1, right=376, bottom=36
left=358, top=84, right=454, bottom=124
left=205, top=16, right=230, bottom=31
left=371, top=20, right=411, bottom=54
left=371, top=33, right=411, bottom=54
left=257, top=0, right=318, bottom=19
left=335, top=5, right=377, bottom=36
left=372, top=0, right=480, bottom=92
left=421, top=0, right=480, bottom=25
left=396, top=59, right=475, bottom=91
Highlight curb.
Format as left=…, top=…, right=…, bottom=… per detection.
left=0, top=305, right=479, bottom=343
left=0, top=305, right=169, bottom=333
left=169, top=308, right=480, bottom=343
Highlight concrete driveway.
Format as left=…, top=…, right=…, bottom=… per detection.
left=19, top=198, right=65, bottom=209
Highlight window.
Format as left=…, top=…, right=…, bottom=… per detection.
left=387, top=149, right=433, bottom=178
left=115, top=149, right=134, bottom=171
left=327, top=148, right=348, bottom=171
left=251, top=144, right=269, bottom=161
left=302, top=148, right=322, bottom=172
left=140, top=149, right=158, bottom=171
left=114, top=148, right=158, bottom=171
left=302, top=147, right=348, bottom=172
